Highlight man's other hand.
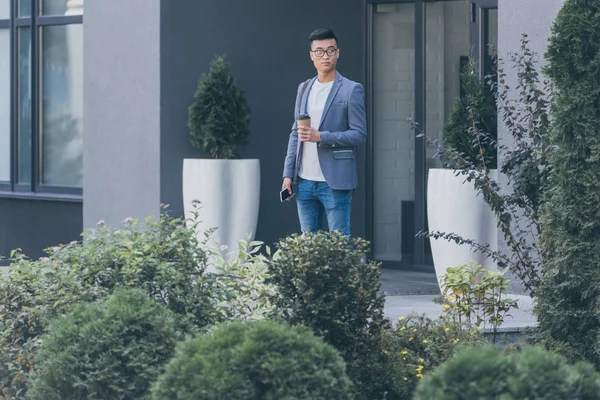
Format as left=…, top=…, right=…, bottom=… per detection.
left=282, top=177, right=294, bottom=200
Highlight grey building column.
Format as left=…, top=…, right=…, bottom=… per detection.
left=83, top=0, right=162, bottom=229
left=497, top=0, right=564, bottom=294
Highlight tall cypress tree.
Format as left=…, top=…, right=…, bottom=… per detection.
left=534, top=0, right=600, bottom=366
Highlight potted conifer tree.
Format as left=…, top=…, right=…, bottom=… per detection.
left=426, top=56, right=498, bottom=289
left=182, top=55, right=260, bottom=259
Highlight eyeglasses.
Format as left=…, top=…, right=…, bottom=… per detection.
left=311, top=48, right=339, bottom=57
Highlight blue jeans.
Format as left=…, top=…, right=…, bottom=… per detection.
left=296, top=177, right=352, bottom=236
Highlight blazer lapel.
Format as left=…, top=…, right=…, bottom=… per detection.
left=319, top=72, right=343, bottom=128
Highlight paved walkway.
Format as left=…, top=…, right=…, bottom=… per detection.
left=380, top=268, right=536, bottom=331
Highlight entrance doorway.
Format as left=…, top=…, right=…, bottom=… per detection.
left=366, top=0, right=498, bottom=269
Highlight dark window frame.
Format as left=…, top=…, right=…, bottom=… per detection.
left=0, top=0, right=83, bottom=199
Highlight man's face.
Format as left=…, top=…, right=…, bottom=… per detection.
left=310, top=39, right=339, bottom=74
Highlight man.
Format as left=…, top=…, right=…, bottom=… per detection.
left=282, top=28, right=367, bottom=236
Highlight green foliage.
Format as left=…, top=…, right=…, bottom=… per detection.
left=416, top=36, right=552, bottom=295
left=534, top=0, right=600, bottom=367
left=443, top=56, right=498, bottom=169
left=268, top=231, right=388, bottom=399
left=0, top=208, right=216, bottom=399
left=151, top=320, right=353, bottom=400
left=413, top=346, right=600, bottom=399
left=380, top=315, right=482, bottom=400
left=209, top=238, right=276, bottom=321
left=188, top=55, right=250, bottom=159
left=27, top=289, right=192, bottom=400
left=441, top=261, right=519, bottom=342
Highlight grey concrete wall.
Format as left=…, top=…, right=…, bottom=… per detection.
left=0, top=199, right=82, bottom=261
left=160, top=0, right=365, bottom=246
left=497, top=0, right=565, bottom=293
left=83, top=0, right=162, bottom=229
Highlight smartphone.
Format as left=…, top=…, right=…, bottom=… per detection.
left=280, top=188, right=292, bottom=202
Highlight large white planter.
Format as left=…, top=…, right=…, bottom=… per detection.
left=183, top=159, right=260, bottom=265
left=427, top=168, right=498, bottom=291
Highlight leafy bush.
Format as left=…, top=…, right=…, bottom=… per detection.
left=188, top=55, right=250, bottom=159
left=533, top=0, right=600, bottom=367
left=415, top=36, right=552, bottom=294
left=443, top=56, right=497, bottom=169
left=27, top=289, right=193, bottom=400
left=152, top=319, right=353, bottom=400
left=413, top=346, right=600, bottom=399
left=268, top=231, right=388, bottom=399
left=0, top=209, right=215, bottom=399
left=441, top=261, right=518, bottom=342
left=209, top=238, right=276, bottom=321
left=380, top=315, right=482, bottom=400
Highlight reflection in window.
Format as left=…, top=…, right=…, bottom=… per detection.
left=18, top=0, right=31, bottom=17
left=18, top=27, right=32, bottom=184
left=0, top=29, right=8, bottom=181
left=0, top=1, right=9, bottom=19
left=41, top=24, right=83, bottom=186
left=42, top=0, right=84, bottom=16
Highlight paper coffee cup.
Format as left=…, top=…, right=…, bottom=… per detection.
left=297, top=114, right=311, bottom=127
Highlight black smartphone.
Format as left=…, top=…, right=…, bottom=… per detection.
left=280, top=188, right=292, bottom=202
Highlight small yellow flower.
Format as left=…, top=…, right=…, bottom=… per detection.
left=454, top=338, right=460, bottom=343
left=444, top=327, right=450, bottom=332
left=409, top=337, right=414, bottom=342
left=413, top=328, right=417, bottom=332
left=422, top=339, right=429, bottom=343
left=403, top=377, right=408, bottom=381
left=398, top=316, right=405, bottom=321
left=400, top=326, right=406, bottom=331
left=419, top=358, right=425, bottom=363
left=401, top=350, right=408, bottom=355
left=416, top=373, right=424, bottom=378
left=447, top=295, right=453, bottom=301
left=382, top=349, right=388, bottom=355
left=416, top=365, right=424, bottom=372
left=443, top=304, right=451, bottom=311
left=403, top=357, right=407, bottom=361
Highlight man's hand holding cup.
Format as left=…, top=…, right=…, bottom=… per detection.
left=297, top=114, right=321, bottom=143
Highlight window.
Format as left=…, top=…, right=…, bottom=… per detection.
left=1, top=0, right=83, bottom=196
left=1, top=2, right=9, bottom=182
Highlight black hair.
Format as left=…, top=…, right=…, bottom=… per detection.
left=309, top=28, right=338, bottom=47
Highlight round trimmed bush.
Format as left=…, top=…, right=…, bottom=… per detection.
left=413, top=346, right=600, bottom=399
left=27, top=289, right=193, bottom=400
left=152, top=319, right=353, bottom=400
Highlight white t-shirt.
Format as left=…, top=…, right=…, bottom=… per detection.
left=298, top=79, right=334, bottom=181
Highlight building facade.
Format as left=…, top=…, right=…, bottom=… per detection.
left=0, top=0, right=564, bottom=269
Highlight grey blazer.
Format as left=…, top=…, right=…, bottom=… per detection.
left=282, top=72, right=367, bottom=190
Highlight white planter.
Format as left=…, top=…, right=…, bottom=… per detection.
left=427, top=168, right=498, bottom=292
left=183, top=159, right=260, bottom=266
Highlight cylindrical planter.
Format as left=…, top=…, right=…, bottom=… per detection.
left=183, top=159, right=260, bottom=268
left=427, top=168, right=498, bottom=291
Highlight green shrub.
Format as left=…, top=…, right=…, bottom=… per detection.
left=27, top=289, right=193, bottom=400
left=414, top=346, right=600, bottom=399
left=152, top=319, right=353, bottom=400
left=380, top=315, right=482, bottom=400
left=209, top=238, right=276, bottom=321
left=443, top=56, right=497, bottom=169
left=0, top=209, right=215, bottom=399
left=441, top=261, right=518, bottom=342
left=188, top=55, right=250, bottom=159
left=268, top=231, right=388, bottom=399
left=534, top=0, right=600, bottom=367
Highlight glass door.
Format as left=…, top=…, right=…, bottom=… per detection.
left=369, top=0, right=479, bottom=268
